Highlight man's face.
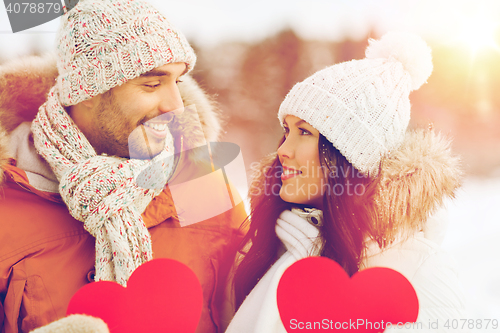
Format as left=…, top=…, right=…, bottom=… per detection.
left=78, top=62, right=186, bottom=159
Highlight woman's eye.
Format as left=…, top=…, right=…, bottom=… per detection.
left=283, top=127, right=289, bottom=136
left=299, top=128, right=311, bottom=135
left=176, top=79, right=183, bottom=84
left=145, top=83, right=160, bottom=88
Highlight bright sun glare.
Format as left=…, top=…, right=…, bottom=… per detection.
left=456, top=11, right=499, bottom=55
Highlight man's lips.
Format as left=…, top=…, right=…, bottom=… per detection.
left=141, top=112, right=174, bottom=139
left=142, top=121, right=169, bottom=138
left=281, top=166, right=302, bottom=181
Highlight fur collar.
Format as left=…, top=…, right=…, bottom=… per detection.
left=0, top=54, right=221, bottom=185
left=249, top=129, right=463, bottom=243
left=372, top=128, right=462, bottom=243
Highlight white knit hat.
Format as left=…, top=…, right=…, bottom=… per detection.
left=278, top=32, right=433, bottom=177
left=55, top=0, right=196, bottom=106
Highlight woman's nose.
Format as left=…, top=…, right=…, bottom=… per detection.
left=277, top=136, right=294, bottom=160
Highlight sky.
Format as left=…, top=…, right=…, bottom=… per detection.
left=1, top=0, right=500, bottom=58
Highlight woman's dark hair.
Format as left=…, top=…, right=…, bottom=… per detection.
left=233, top=134, right=379, bottom=309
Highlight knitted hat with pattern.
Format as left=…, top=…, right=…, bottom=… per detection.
left=278, top=32, right=433, bottom=177
left=56, top=0, right=196, bottom=106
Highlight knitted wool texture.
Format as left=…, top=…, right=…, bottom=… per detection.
left=31, top=87, right=176, bottom=286
left=278, top=32, right=433, bottom=177
left=56, top=0, right=196, bottom=106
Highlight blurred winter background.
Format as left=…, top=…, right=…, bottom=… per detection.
left=1, top=0, right=499, bottom=322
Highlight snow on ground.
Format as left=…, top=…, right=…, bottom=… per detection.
left=442, top=176, right=500, bottom=319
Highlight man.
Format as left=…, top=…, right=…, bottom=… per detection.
left=0, top=0, right=246, bottom=332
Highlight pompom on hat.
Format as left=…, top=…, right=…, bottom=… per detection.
left=55, top=0, right=196, bottom=106
left=278, top=31, right=433, bottom=177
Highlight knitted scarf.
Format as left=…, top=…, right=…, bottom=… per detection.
left=31, top=87, right=175, bottom=286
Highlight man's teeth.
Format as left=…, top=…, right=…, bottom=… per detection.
left=144, top=122, right=168, bottom=132
left=283, top=169, right=301, bottom=176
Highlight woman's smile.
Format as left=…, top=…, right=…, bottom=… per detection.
left=281, top=166, right=303, bottom=181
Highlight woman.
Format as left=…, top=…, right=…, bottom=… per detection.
left=226, top=32, right=467, bottom=332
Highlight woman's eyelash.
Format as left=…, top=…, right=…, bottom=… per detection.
left=283, top=127, right=311, bottom=135
left=299, top=128, right=311, bottom=135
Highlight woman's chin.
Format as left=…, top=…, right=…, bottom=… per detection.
left=279, top=189, right=302, bottom=205
left=279, top=190, right=323, bottom=210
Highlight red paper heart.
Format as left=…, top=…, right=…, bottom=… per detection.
left=277, top=257, right=419, bottom=332
left=67, top=258, right=203, bottom=333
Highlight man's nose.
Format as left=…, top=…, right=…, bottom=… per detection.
left=159, top=84, right=184, bottom=119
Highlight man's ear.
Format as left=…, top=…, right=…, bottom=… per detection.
left=81, top=95, right=99, bottom=110
left=67, top=95, right=98, bottom=131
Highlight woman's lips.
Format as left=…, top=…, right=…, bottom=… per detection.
left=281, top=166, right=302, bottom=181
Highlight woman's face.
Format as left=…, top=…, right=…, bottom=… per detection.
left=278, top=115, right=326, bottom=209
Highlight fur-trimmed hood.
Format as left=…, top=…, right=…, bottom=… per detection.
left=248, top=129, right=463, bottom=244
left=372, top=128, right=462, bottom=243
left=0, top=54, right=221, bottom=185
